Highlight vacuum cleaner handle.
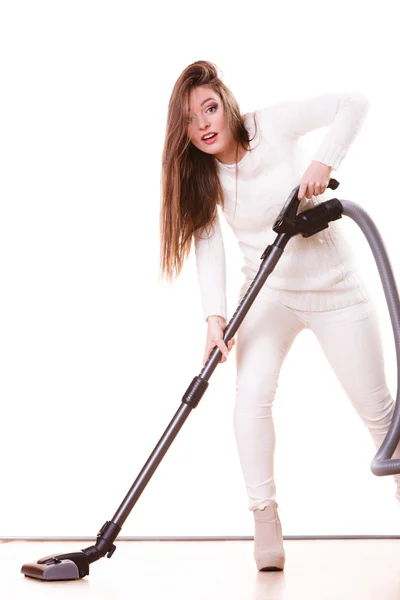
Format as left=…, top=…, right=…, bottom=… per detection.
left=327, top=177, right=340, bottom=191
left=297, top=177, right=340, bottom=196
left=273, top=177, right=340, bottom=234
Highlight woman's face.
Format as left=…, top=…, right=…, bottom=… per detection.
left=186, top=85, right=233, bottom=160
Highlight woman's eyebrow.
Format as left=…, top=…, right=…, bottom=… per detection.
left=200, top=97, right=217, bottom=106
left=187, top=98, right=217, bottom=117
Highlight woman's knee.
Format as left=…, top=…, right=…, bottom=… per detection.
left=234, top=373, right=279, bottom=418
left=353, top=387, right=394, bottom=430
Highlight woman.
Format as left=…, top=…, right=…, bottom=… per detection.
left=159, top=60, right=400, bottom=571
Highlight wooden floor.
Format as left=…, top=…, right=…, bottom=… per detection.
left=2, top=539, right=400, bottom=599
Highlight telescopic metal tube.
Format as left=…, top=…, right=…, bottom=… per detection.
left=111, top=232, right=292, bottom=526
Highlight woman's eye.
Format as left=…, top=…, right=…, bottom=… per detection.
left=187, top=104, right=217, bottom=124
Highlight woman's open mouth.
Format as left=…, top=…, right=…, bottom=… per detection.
left=202, top=133, right=218, bottom=145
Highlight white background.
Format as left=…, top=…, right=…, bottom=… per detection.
left=1, top=0, right=400, bottom=538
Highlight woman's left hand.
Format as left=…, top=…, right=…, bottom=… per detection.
left=298, top=161, right=334, bottom=201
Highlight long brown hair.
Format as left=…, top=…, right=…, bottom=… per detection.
left=159, top=60, right=257, bottom=282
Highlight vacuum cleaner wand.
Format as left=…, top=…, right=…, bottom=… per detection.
left=21, top=177, right=400, bottom=580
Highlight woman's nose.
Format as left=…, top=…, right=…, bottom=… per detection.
left=199, top=118, right=210, bottom=130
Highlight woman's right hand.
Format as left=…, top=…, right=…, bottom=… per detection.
left=203, top=315, right=235, bottom=366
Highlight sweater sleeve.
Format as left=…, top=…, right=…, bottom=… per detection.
left=259, top=93, right=370, bottom=170
left=194, top=208, right=228, bottom=322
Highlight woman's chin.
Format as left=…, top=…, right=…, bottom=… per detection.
left=202, top=147, right=221, bottom=157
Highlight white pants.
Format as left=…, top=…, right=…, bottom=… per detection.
left=233, top=293, right=400, bottom=511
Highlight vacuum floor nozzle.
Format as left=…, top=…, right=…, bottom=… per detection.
left=21, top=551, right=90, bottom=580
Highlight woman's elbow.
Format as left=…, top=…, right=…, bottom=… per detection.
left=350, top=92, right=370, bottom=115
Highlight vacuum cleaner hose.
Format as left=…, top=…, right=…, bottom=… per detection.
left=340, top=200, right=400, bottom=476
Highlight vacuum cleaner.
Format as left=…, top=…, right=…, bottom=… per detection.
left=21, top=178, right=400, bottom=580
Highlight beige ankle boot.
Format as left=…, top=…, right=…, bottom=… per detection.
left=253, top=501, right=285, bottom=571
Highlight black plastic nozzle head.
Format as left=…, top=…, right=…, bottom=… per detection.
left=21, top=551, right=90, bottom=580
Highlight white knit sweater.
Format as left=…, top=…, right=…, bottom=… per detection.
left=194, top=93, right=370, bottom=322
